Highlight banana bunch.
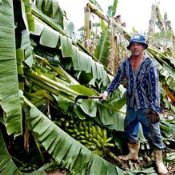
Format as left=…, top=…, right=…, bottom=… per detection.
left=56, top=117, right=114, bottom=156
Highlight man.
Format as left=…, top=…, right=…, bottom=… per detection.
left=100, top=34, right=168, bottom=175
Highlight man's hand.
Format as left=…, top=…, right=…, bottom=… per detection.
left=147, top=110, right=160, bottom=123
left=99, top=91, right=108, bottom=100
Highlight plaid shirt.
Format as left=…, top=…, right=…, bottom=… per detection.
left=106, top=57, right=162, bottom=113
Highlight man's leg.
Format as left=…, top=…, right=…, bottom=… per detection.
left=139, top=110, right=168, bottom=175
left=119, top=108, right=140, bottom=161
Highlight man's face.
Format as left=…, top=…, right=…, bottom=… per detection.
left=129, top=43, right=145, bottom=56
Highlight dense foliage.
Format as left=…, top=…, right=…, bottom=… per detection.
left=0, top=0, right=175, bottom=175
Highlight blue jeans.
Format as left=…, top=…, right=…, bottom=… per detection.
left=124, top=108, right=165, bottom=150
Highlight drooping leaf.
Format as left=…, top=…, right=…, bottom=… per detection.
left=24, top=96, right=123, bottom=175
left=80, top=100, right=97, bottom=118
left=0, top=0, right=22, bottom=136
left=63, top=18, right=75, bottom=37
left=34, top=0, right=64, bottom=28
left=60, top=35, right=73, bottom=58
left=39, top=27, right=60, bottom=48
left=22, top=29, right=34, bottom=68
left=31, top=8, right=110, bottom=86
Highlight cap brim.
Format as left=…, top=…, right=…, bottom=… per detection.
left=127, top=42, right=148, bottom=50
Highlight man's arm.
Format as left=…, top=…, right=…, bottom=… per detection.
left=148, top=64, right=162, bottom=113
left=100, top=63, right=125, bottom=100
left=146, top=64, right=162, bottom=123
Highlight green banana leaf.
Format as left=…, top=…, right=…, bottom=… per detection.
left=39, top=27, right=60, bottom=48
left=107, top=0, right=118, bottom=17
left=22, top=29, right=34, bottom=68
left=0, top=0, right=22, bottom=136
left=34, top=0, right=64, bottom=28
left=28, top=3, right=127, bottom=131
left=63, top=18, right=75, bottom=37
left=94, top=21, right=111, bottom=67
left=158, top=61, right=175, bottom=93
left=31, top=8, right=110, bottom=86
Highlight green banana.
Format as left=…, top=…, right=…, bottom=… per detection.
left=55, top=116, right=115, bottom=157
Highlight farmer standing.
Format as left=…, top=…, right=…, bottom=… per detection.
left=100, top=34, right=168, bottom=175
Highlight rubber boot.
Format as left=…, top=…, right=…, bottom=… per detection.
left=154, top=150, right=168, bottom=175
left=119, top=142, right=140, bottom=161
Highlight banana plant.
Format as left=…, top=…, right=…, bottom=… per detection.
left=24, top=96, right=125, bottom=175
left=93, top=0, right=120, bottom=70
left=30, top=0, right=175, bottom=170
left=1, top=0, right=175, bottom=174
left=0, top=0, right=126, bottom=174
left=0, top=0, right=22, bottom=137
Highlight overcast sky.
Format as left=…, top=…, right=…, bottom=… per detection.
left=58, top=0, right=175, bottom=34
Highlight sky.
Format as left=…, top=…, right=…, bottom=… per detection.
left=58, top=0, right=175, bottom=34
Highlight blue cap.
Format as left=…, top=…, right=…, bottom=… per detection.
left=127, top=34, right=148, bottom=50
